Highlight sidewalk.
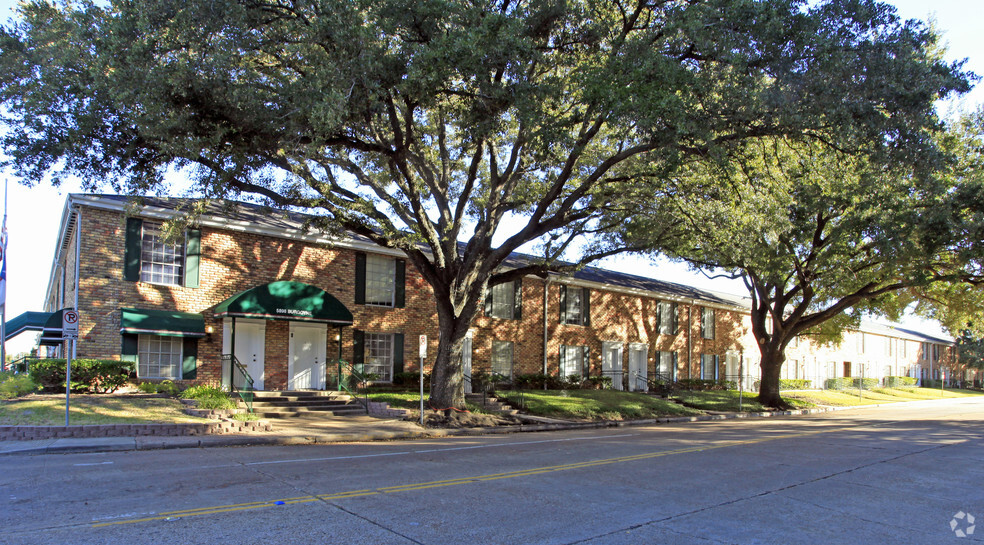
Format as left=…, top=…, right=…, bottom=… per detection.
left=0, top=400, right=884, bottom=456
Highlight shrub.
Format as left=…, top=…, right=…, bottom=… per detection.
left=755, top=379, right=812, bottom=390
left=182, top=384, right=227, bottom=400
left=825, top=377, right=878, bottom=390
left=0, top=373, right=39, bottom=399
left=884, top=376, right=917, bottom=388
left=195, top=395, right=236, bottom=410
left=136, top=379, right=182, bottom=396
left=583, top=376, right=613, bottom=390
left=29, top=359, right=134, bottom=393
left=674, top=379, right=733, bottom=391
left=391, top=371, right=430, bottom=388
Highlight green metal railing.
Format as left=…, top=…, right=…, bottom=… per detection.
left=326, top=360, right=369, bottom=414
left=6, top=355, right=39, bottom=374
left=223, top=354, right=254, bottom=413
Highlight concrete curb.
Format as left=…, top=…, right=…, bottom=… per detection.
left=0, top=396, right=974, bottom=456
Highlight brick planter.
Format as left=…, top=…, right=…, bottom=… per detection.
left=0, top=420, right=273, bottom=441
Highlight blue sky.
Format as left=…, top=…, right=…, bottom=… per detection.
left=1, top=0, right=981, bottom=355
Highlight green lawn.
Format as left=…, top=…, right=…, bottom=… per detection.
left=0, top=395, right=213, bottom=425
left=496, top=389, right=702, bottom=421
left=366, top=391, right=487, bottom=413
left=783, top=387, right=984, bottom=407
left=671, top=390, right=814, bottom=412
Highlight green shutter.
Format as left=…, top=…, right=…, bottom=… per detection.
left=559, top=345, right=566, bottom=377
left=124, top=218, right=142, bottom=282
left=182, top=337, right=198, bottom=380
left=394, top=260, right=406, bottom=308
left=352, top=329, right=364, bottom=366
left=513, top=280, right=523, bottom=320
left=715, top=355, right=720, bottom=380
left=393, top=333, right=405, bottom=375
left=559, top=285, right=567, bottom=324
left=582, top=346, right=590, bottom=376
left=582, top=288, right=591, bottom=327
left=484, top=285, right=493, bottom=317
left=184, top=228, right=201, bottom=289
left=671, top=303, right=679, bottom=334
left=354, top=253, right=366, bottom=305
left=121, top=333, right=138, bottom=376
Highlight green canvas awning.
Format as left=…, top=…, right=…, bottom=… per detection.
left=120, top=308, right=206, bottom=337
left=214, top=281, right=353, bottom=325
left=4, top=311, right=53, bottom=341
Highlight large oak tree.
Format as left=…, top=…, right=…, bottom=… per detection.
left=0, top=0, right=969, bottom=408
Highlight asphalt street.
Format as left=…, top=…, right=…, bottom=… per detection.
left=1, top=397, right=982, bottom=544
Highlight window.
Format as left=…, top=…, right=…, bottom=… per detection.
left=365, top=254, right=396, bottom=306
left=560, top=345, right=588, bottom=378
left=140, top=223, right=184, bottom=285
left=364, top=333, right=394, bottom=382
left=657, top=301, right=677, bottom=335
left=486, top=280, right=522, bottom=320
left=560, top=286, right=590, bottom=326
left=700, top=354, right=719, bottom=380
left=701, top=307, right=715, bottom=340
left=933, top=344, right=940, bottom=361
left=491, top=340, right=514, bottom=378
left=138, top=335, right=182, bottom=379
left=656, top=351, right=676, bottom=381
left=355, top=253, right=405, bottom=307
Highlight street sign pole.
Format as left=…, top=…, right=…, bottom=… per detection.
left=419, top=335, right=427, bottom=426
left=62, top=309, right=80, bottom=426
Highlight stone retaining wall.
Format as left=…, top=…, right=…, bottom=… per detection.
left=0, top=420, right=273, bottom=441
left=367, top=402, right=409, bottom=419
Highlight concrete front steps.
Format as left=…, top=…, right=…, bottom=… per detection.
left=242, top=390, right=369, bottom=419
left=465, top=393, right=519, bottom=415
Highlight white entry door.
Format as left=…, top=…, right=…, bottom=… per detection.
left=628, top=344, right=647, bottom=392
left=289, top=322, right=327, bottom=390
left=602, top=341, right=624, bottom=391
left=462, top=332, right=473, bottom=394
left=224, top=319, right=266, bottom=390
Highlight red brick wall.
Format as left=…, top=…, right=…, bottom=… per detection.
left=70, top=205, right=748, bottom=389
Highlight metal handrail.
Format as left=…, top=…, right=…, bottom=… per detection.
left=223, top=354, right=254, bottom=413
left=633, top=372, right=673, bottom=396
left=7, top=355, right=39, bottom=374
left=328, top=360, right=369, bottom=414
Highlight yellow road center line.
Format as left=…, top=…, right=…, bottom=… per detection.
left=92, top=428, right=833, bottom=528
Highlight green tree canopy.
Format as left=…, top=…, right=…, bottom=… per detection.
left=0, top=0, right=970, bottom=407
left=611, top=134, right=975, bottom=407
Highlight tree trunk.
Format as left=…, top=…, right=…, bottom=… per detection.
left=427, top=300, right=474, bottom=410
left=757, top=344, right=790, bottom=409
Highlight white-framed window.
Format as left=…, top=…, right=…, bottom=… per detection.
left=560, top=286, right=589, bottom=326
left=657, top=301, right=677, bottom=335
left=364, top=333, right=394, bottom=381
left=140, top=223, right=184, bottom=285
left=656, top=351, right=676, bottom=381
left=365, top=254, right=396, bottom=306
left=491, top=340, right=514, bottom=378
left=487, top=280, right=521, bottom=320
left=138, top=335, right=182, bottom=379
left=560, top=345, right=588, bottom=378
left=701, top=307, right=715, bottom=340
left=700, top=354, right=719, bottom=380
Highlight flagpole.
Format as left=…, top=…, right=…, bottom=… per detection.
left=1, top=176, right=7, bottom=372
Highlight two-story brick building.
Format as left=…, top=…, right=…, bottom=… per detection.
left=6, top=194, right=965, bottom=391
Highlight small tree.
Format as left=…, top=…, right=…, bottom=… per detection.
left=0, top=0, right=969, bottom=408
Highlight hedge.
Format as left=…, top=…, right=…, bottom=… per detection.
left=824, top=377, right=879, bottom=390
left=753, top=379, right=813, bottom=390
left=884, top=376, right=917, bottom=388
left=29, top=359, right=134, bottom=393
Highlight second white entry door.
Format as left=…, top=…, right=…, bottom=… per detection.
left=289, top=322, right=328, bottom=390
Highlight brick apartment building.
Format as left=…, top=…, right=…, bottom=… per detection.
left=5, top=194, right=965, bottom=391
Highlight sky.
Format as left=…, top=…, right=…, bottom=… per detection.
left=0, top=0, right=981, bottom=355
